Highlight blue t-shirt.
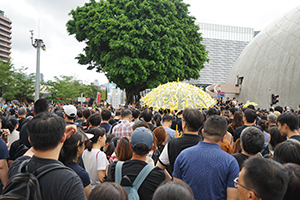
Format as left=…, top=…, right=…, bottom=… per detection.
left=66, top=162, right=91, bottom=188
left=0, top=138, right=9, bottom=188
left=173, top=141, right=239, bottom=200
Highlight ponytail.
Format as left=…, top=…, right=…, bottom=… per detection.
left=86, top=127, right=106, bottom=151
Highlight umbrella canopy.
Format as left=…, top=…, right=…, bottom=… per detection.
left=141, top=82, right=216, bottom=111
left=243, top=102, right=258, bottom=108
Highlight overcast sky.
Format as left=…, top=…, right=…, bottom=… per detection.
left=1, top=0, right=299, bottom=85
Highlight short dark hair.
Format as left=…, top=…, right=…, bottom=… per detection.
left=243, top=157, right=288, bottom=200
left=162, top=114, right=173, bottom=123
left=273, top=140, right=300, bottom=165
left=77, top=108, right=83, bottom=118
left=142, top=110, right=152, bottom=122
left=278, top=112, right=299, bottom=131
left=121, top=109, right=132, bottom=118
left=153, top=180, right=194, bottom=200
left=229, top=107, right=236, bottom=115
left=88, top=182, right=128, bottom=200
left=207, top=107, right=219, bottom=117
left=34, top=99, right=49, bottom=115
left=283, top=163, right=300, bottom=200
left=183, top=108, right=204, bottom=132
left=27, top=112, right=66, bottom=151
left=274, top=106, right=283, bottom=114
left=204, top=115, right=227, bottom=142
left=132, top=143, right=149, bottom=156
left=244, top=109, right=257, bottom=123
left=82, top=109, right=92, bottom=119
left=269, top=127, right=287, bottom=148
left=240, top=127, right=264, bottom=154
left=132, top=109, right=140, bottom=119
left=88, top=113, right=101, bottom=126
left=101, top=109, right=111, bottom=121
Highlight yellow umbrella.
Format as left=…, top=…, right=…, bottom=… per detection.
left=140, top=82, right=216, bottom=111
left=243, top=102, right=258, bottom=108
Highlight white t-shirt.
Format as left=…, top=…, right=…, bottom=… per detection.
left=82, top=148, right=109, bottom=189
left=7, top=130, right=19, bottom=150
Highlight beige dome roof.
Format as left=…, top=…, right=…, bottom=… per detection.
left=226, top=6, right=300, bottom=109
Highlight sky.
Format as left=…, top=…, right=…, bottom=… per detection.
left=1, top=0, right=299, bottom=85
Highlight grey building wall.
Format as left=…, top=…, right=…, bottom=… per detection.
left=186, top=38, right=249, bottom=85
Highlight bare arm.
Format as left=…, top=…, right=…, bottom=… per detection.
left=98, top=170, right=106, bottom=183
left=227, top=187, right=239, bottom=200
left=0, top=159, right=8, bottom=188
left=173, top=177, right=182, bottom=181
left=84, top=184, right=92, bottom=199
left=156, top=161, right=166, bottom=170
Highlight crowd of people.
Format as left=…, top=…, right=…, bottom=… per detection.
left=0, top=97, right=300, bottom=200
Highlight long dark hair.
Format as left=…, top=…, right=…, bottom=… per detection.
left=230, top=111, right=244, bottom=130
left=86, top=127, right=106, bottom=151
left=59, top=129, right=87, bottom=165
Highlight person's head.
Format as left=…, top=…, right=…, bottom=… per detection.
left=18, top=107, right=26, bottom=116
left=153, top=112, right=162, bottom=127
left=152, top=181, right=194, bottom=200
left=283, top=163, right=300, bottom=200
left=142, top=110, right=152, bottom=123
left=258, top=119, right=268, bottom=132
left=236, top=157, right=288, bottom=200
left=59, top=129, right=89, bottom=165
left=77, top=108, right=83, bottom=118
left=274, top=106, right=283, bottom=114
left=269, top=127, right=287, bottom=148
left=34, top=99, right=49, bottom=115
left=153, top=126, right=168, bottom=147
left=63, top=105, right=77, bottom=121
left=88, top=182, right=128, bottom=200
left=6, top=118, right=18, bottom=133
left=27, top=112, right=66, bottom=151
left=229, top=107, right=236, bottom=117
left=273, top=140, right=300, bottom=165
left=105, top=134, right=116, bottom=157
left=82, top=109, right=92, bottom=119
left=85, top=127, right=106, bottom=151
left=203, top=115, right=227, bottom=142
left=88, top=113, right=101, bottom=127
left=278, top=112, right=299, bottom=134
left=182, top=108, right=204, bottom=132
left=232, top=111, right=244, bottom=128
left=115, top=137, right=132, bottom=161
left=240, top=127, right=264, bottom=155
left=130, top=127, right=153, bottom=156
left=132, top=109, right=140, bottom=119
left=101, top=109, right=111, bottom=121
left=162, top=114, right=173, bottom=127
left=267, top=113, right=277, bottom=124
left=244, top=109, right=257, bottom=123
left=207, top=107, right=219, bottom=118
left=121, top=109, right=132, bottom=120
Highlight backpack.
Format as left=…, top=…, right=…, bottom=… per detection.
left=0, top=159, right=70, bottom=200
left=115, top=161, right=154, bottom=200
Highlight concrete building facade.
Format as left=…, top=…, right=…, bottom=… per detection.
left=0, top=10, right=12, bottom=62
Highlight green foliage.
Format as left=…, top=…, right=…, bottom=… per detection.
left=0, top=63, right=35, bottom=101
left=67, top=0, right=208, bottom=104
left=46, top=75, right=106, bottom=103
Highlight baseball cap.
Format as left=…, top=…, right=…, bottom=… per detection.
left=63, top=105, right=77, bottom=117
left=131, top=127, right=153, bottom=150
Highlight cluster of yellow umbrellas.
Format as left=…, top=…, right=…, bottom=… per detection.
left=141, top=81, right=216, bottom=111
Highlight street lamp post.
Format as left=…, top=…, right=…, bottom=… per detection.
left=30, top=30, right=46, bottom=102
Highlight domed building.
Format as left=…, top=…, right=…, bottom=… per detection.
left=226, top=6, right=300, bottom=109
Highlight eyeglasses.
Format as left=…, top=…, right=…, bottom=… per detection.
left=234, top=177, right=259, bottom=198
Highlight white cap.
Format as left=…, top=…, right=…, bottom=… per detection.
left=63, top=105, right=77, bottom=117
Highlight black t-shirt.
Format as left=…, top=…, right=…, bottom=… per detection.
left=105, top=160, right=165, bottom=200
left=8, top=156, right=87, bottom=200
left=234, top=125, right=263, bottom=142
left=17, top=117, right=26, bottom=131
left=19, top=123, right=31, bottom=148
left=290, top=135, right=300, bottom=142
left=232, top=153, right=249, bottom=170
left=160, top=133, right=202, bottom=173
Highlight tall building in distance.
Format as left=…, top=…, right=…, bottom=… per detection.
left=0, top=10, right=12, bottom=62
left=186, top=22, right=254, bottom=88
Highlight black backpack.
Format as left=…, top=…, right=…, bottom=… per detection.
left=0, top=159, right=70, bottom=200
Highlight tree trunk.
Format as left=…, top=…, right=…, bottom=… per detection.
left=125, top=86, right=142, bottom=107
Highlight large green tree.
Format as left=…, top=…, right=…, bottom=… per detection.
left=67, top=0, right=208, bottom=105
